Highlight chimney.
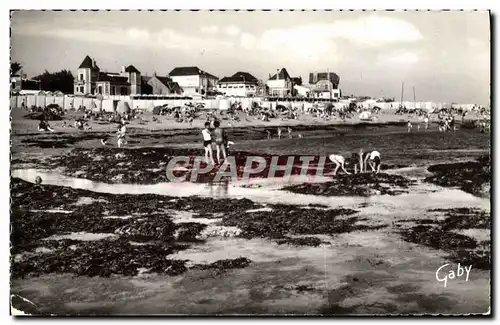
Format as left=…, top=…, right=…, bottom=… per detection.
left=93, top=60, right=96, bottom=68
left=121, top=66, right=126, bottom=73
left=153, top=71, right=156, bottom=77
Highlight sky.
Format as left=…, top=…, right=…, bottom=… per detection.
left=10, top=10, right=490, bottom=105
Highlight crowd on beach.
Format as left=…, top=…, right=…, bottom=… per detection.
left=30, top=99, right=491, bottom=153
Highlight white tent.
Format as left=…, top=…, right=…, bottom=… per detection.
left=116, top=101, right=131, bottom=114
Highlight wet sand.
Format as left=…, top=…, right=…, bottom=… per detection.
left=10, top=110, right=491, bottom=315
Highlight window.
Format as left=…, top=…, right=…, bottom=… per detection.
left=80, top=74, right=84, bottom=81
left=98, top=86, right=103, bottom=94
left=239, top=85, right=243, bottom=88
left=228, top=86, right=233, bottom=88
left=80, top=86, right=84, bottom=93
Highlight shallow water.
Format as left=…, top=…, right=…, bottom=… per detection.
left=43, top=232, right=118, bottom=241
left=12, top=168, right=490, bottom=214
left=10, top=167, right=491, bottom=314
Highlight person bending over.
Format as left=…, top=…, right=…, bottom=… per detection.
left=364, top=150, right=381, bottom=173
left=328, top=154, right=351, bottom=176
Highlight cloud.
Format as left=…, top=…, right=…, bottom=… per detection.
left=377, top=50, right=420, bottom=66
left=127, top=28, right=150, bottom=40
left=225, top=25, right=240, bottom=36
left=155, top=28, right=234, bottom=50
left=200, top=25, right=219, bottom=34
left=12, top=21, right=235, bottom=52
left=236, top=15, right=422, bottom=61
left=330, top=15, right=423, bottom=45
left=240, top=32, right=257, bottom=50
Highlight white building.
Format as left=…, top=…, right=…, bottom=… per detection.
left=294, top=85, right=311, bottom=97
left=169, top=66, right=218, bottom=96
left=217, top=72, right=259, bottom=97
left=309, top=71, right=341, bottom=100
left=267, top=68, right=293, bottom=97
left=74, top=55, right=141, bottom=96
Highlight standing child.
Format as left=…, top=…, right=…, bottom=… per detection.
left=424, top=116, right=429, bottom=129
left=407, top=120, right=413, bottom=133
left=266, top=130, right=271, bottom=140
left=202, top=122, right=215, bottom=165
left=116, top=120, right=127, bottom=148
left=352, top=149, right=366, bottom=174
left=288, top=127, right=292, bottom=139
left=213, top=120, right=227, bottom=165
left=277, top=127, right=282, bottom=140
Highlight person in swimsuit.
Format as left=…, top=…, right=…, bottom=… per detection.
left=116, top=120, right=127, bottom=148
left=450, top=116, right=456, bottom=132
left=213, top=120, right=227, bottom=164
left=364, top=150, right=381, bottom=173
left=351, top=149, right=366, bottom=174
left=328, top=154, right=351, bottom=176
left=38, top=118, right=55, bottom=132
left=202, top=121, right=215, bottom=165
left=424, top=115, right=429, bottom=129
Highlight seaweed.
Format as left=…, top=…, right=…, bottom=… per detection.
left=284, top=173, right=416, bottom=197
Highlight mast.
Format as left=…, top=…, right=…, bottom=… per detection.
left=400, top=82, right=404, bottom=106
left=413, top=86, right=416, bottom=109
left=327, top=68, right=332, bottom=100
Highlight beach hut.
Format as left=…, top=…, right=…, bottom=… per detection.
left=116, top=100, right=131, bottom=114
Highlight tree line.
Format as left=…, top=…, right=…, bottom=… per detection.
left=11, top=62, right=74, bottom=94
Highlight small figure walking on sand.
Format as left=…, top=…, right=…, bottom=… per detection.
left=288, top=127, right=292, bottom=139
left=277, top=127, right=282, bottom=140
left=266, top=130, right=271, bottom=140
left=424, top=116, right=429, bottom=129
left=407, top=120, right=413, bottom=133
left=450, top=116, right=456, bottom=132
